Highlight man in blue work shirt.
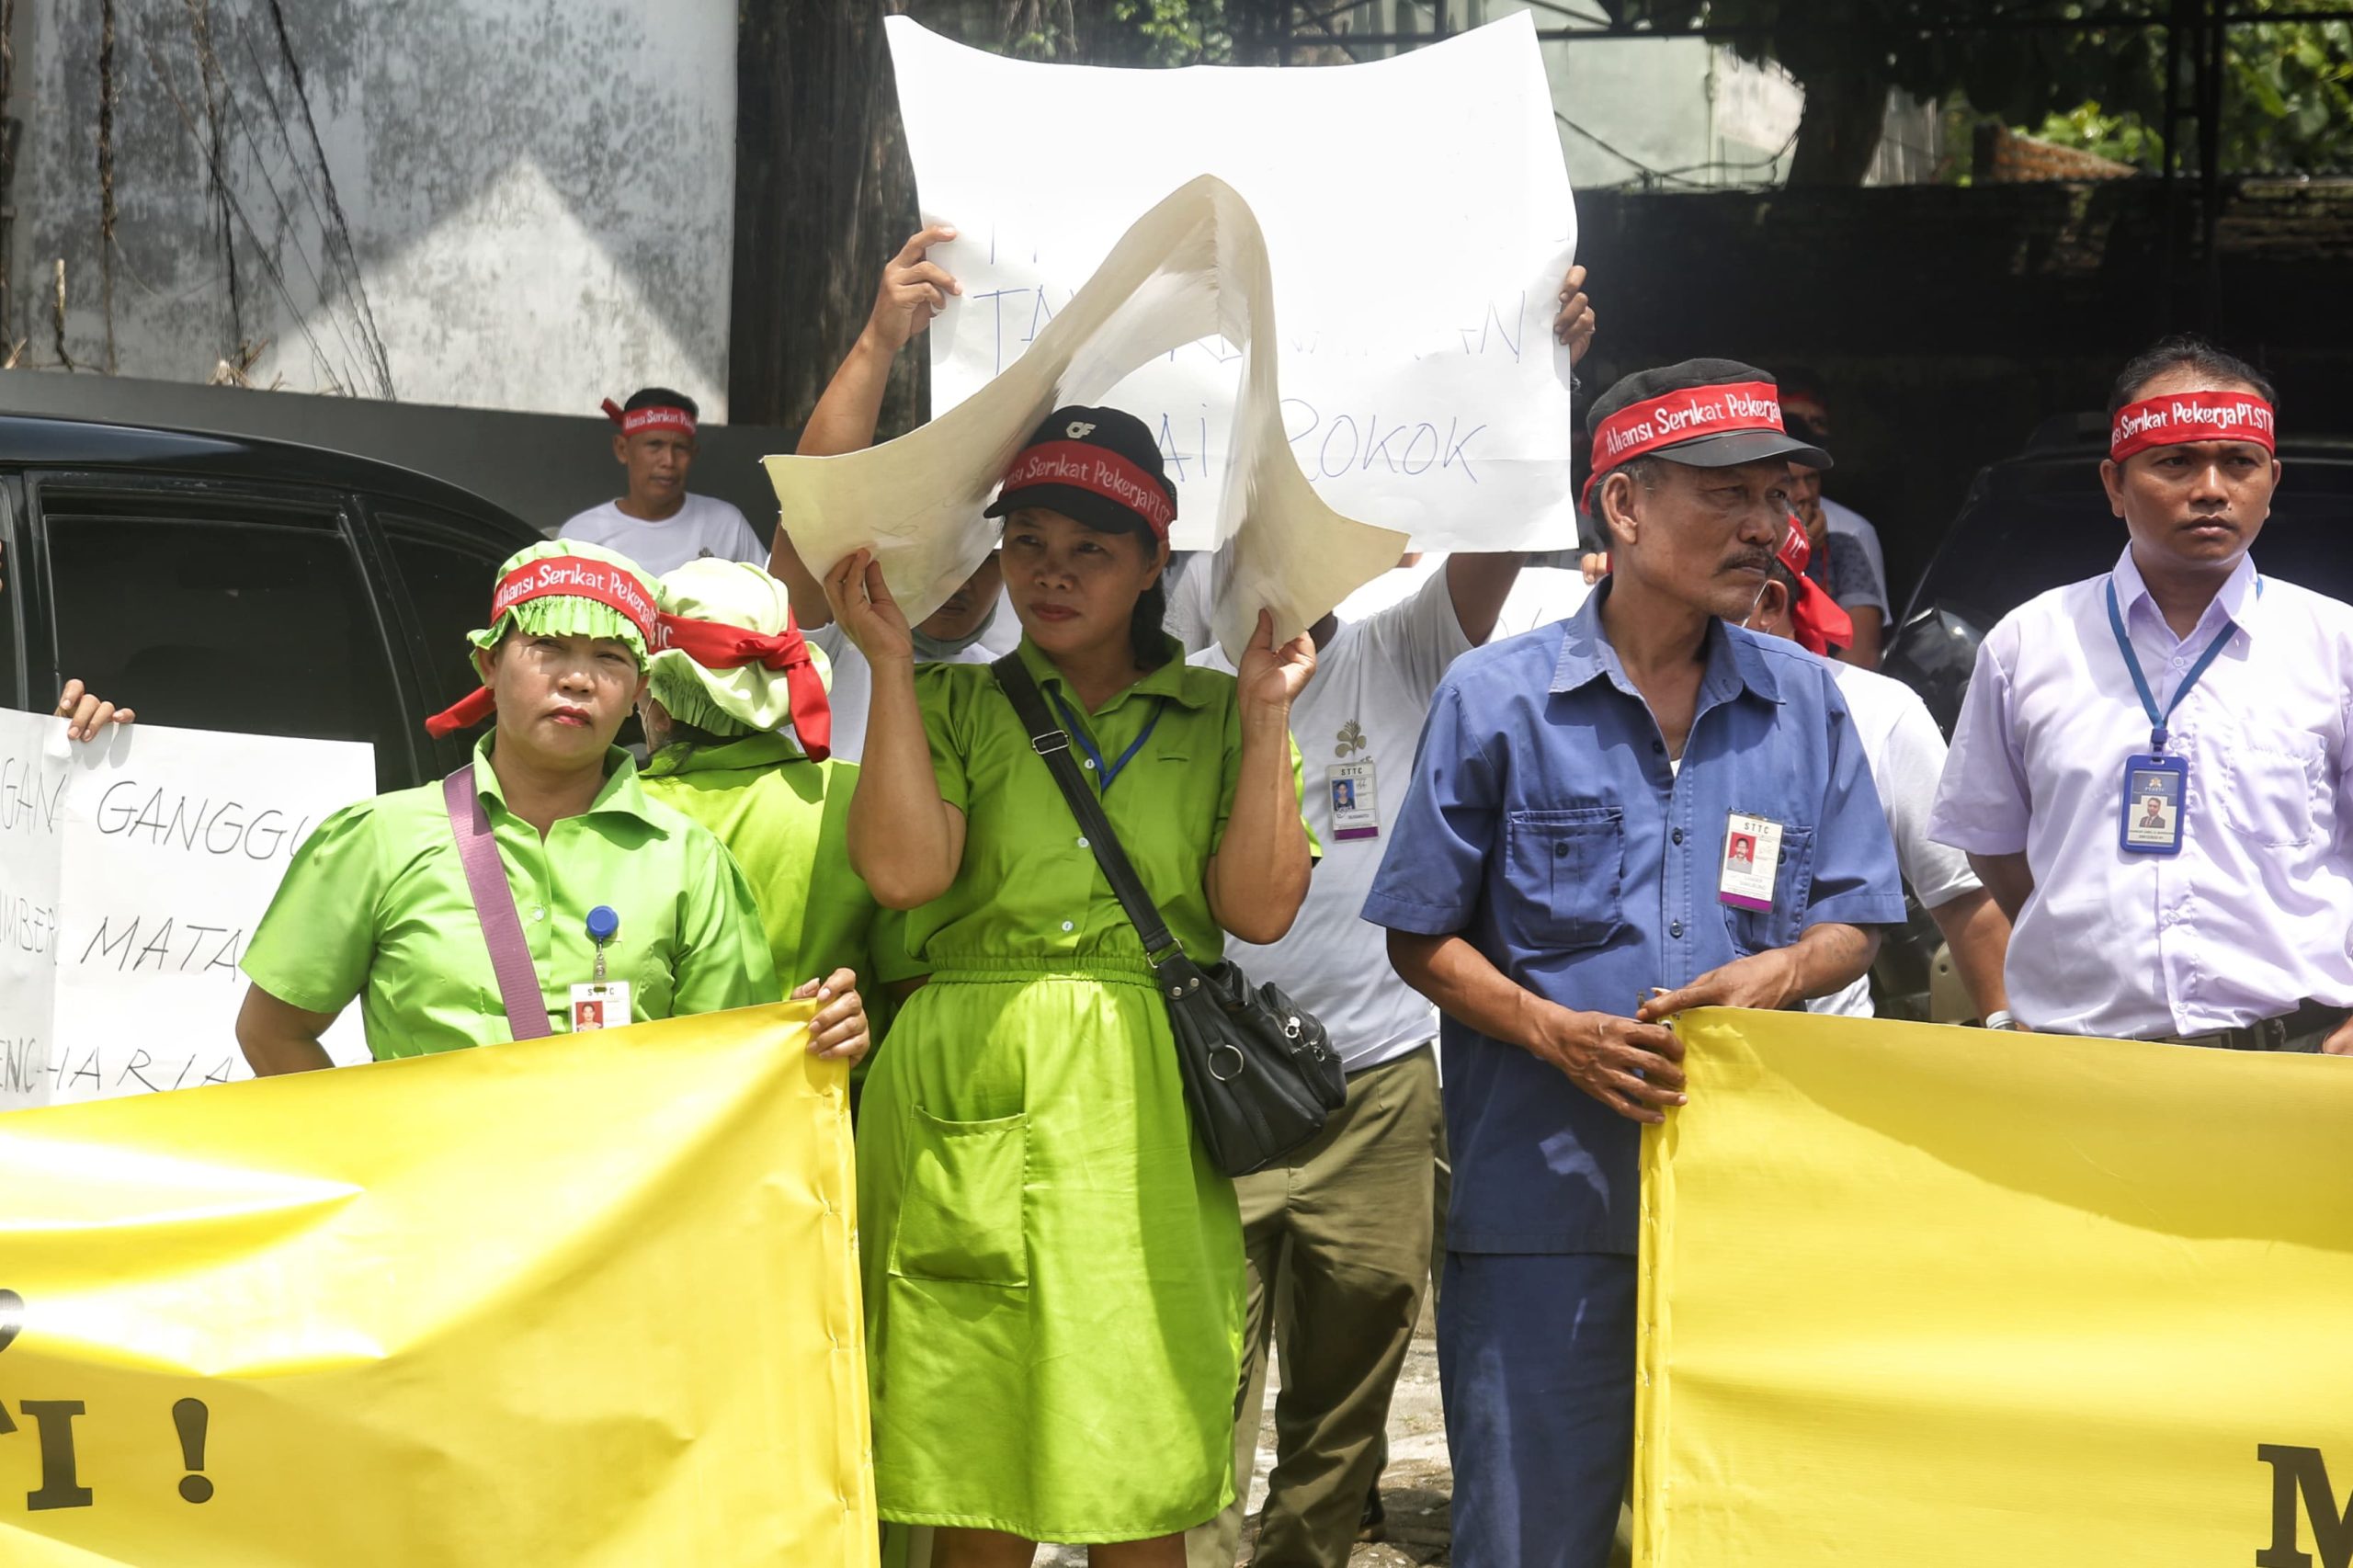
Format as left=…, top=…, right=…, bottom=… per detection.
left=1363, top=359, right=1905, bottom=1567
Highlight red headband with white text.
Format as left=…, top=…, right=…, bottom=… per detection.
left=1584, top=381, right=1790, bottom=509
left=601, top=397, right=698, bottom=438
left=2109, top=391, right=2275, bottom=461
left=423, top=555, right=663, bottom=737
left=998, top=440, right=1176, bottom=540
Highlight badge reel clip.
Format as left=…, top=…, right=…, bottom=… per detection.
left=571, top=903, right=630, bottom=1031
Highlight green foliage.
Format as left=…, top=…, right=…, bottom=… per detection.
left=2018, top=17, right=2353, bottom=174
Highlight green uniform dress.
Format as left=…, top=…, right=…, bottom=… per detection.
left=244, top=735, right=778, bottom=1059
left=861, top=638, right=1274, bottom=1542
left=638, top=733, right=885, bottom=1013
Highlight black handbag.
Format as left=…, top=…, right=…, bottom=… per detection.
left=992, top=653, right=1347, bottom=1177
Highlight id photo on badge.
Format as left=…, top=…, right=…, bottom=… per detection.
left=2120, top=759, right=2187, bottom=854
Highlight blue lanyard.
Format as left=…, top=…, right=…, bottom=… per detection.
left=1048, top=690, right=1165, bottom=793
left=2102, top=577, right=2252, bottom=753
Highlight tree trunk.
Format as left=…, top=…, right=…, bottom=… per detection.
left=1786, top=66, right=1891, bottom=187
left=730, top=0, right=925, bottom=437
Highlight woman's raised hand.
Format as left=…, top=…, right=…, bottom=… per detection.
left=822, top=550, right=915, bottom=665
left=1236, top=608, right=1315, bottom=711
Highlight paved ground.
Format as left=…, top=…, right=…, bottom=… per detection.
left=1038, top=1319, right=1452, bottom=1566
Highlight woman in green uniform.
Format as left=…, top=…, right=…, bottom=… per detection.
left=826, top=408, right=1316, bottom=1566
left=236, top=540, right=785, bottom=1072
left=636, top=556, right=876, bottom=1065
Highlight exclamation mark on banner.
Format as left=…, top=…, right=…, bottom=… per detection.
left=172, top=1398, right=213, bottom=1504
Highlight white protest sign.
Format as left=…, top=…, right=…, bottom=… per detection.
left=0, top=716, right=375, bottom=1108
left=0, top=713, right=67, bottom=1110
left=768, top=176, right=1412, bottom=660
left=887, top=12, right=1578, bottom=553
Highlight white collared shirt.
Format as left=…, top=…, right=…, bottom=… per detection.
left=1929, top=546, right=2353, bottom=1037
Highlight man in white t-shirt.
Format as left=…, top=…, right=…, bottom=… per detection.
left=1181, top=551, right=1531, bottom=1568
left=762, top=226, right=1021, bottom=763
left=1744, top=551, right=2011, bottom=1022
left=559, top=387, right=767, bottom=574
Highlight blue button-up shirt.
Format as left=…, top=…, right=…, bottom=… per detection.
left=1362, top=585, right=1905, bottom=1254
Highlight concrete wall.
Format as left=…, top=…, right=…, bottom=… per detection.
left=9, top=0, right=735, bottom=418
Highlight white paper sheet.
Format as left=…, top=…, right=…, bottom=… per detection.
left=766, top=176, right=1414, bottom=659
left=887, top=12, right=1578, bottom=554
left=0, top=715, right=374, bottom=1108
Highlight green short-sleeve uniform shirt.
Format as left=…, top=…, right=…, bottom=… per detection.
left=638, top=733, right=884, bottom=998
left=905, top=636, right=1298, bottom=970
left=243, top=735, right=779, bottom=1060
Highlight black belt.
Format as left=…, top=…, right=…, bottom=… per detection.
left=2173, top=998, right=2343, bottom=1052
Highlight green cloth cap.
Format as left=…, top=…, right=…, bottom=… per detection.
left=467, top=540, right=661, bottom=666
left=647, top=558, right=831, bottom=741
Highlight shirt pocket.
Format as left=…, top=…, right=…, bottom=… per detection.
left=1503, top=808, right=1625, bottom=952
left=888, top=1107, right=1030, bottom=1288
left=1720, top=824, right=1816, bottom=956
left=2219, top=726, right=2325, bottom=849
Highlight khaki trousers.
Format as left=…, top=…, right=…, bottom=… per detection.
left=1185, top=1047, right=1443, bottom=1568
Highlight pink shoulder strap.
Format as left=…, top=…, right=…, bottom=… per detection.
left=441, top=766, right=552, bottom=1041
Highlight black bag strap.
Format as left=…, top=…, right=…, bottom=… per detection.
left=992, top=653, right=1186, bottom=968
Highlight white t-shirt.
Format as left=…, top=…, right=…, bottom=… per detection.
left=1822, top=497, right=1892, bottom=615
left=1191, top=566, right=1472, bottom=1070
left=1808, top=657, right=1981, bottom=1017
left=557, top=494, right=767, bottom=575
left=1165, top=553, right=1587, bottom=649
left=809, top=588, right=1022, bottom=765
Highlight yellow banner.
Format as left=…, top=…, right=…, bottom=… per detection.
left=0, top=1003, right=877, bottom=1568
left=1638, top=1008, right=2353, bottom=1568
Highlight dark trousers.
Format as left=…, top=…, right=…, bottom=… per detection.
left=1437, top=1251, right=1636, bottom=1568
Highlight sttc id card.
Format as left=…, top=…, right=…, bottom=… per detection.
left=2120, top=754, right=2188, bottom=856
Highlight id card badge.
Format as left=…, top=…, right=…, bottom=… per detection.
left=1328, top=760, right=1379, bottom=842
left=569, top=981, right=631, bottom=1032
left=2120, top=754, right=2188, bottom=856
left=1717, top=813, right=1785, bottom=911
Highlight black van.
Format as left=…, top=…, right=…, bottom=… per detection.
left=0, top=414, right=543, bottom=793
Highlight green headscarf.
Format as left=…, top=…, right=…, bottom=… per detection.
left=646, top=559, right=832, bottom=743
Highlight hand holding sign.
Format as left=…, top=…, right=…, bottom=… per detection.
left=868, top=224, right=964, bottom=354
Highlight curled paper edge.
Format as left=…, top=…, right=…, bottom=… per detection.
left=764, top=176, right=1412, bottom=662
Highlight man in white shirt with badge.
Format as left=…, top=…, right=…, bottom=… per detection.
left=1740, top=527, right=2013, bottom=1023
left=560, top=387, right=767, bottom=574
left=1180, top=549, right=1528, bottom=1568
left=1930, top=336, right=2353, bottom=1054
left=765, top=228, right=1021, bottom=765
left=1174, top=273, right=1596, bottom=1568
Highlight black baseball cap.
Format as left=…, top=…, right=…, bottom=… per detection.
left=985, top=405, right=1178, bottom=540
left=1588, top=358, right=1833, bottom=473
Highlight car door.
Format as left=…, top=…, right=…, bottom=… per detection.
left=27, top=473, right=425, bottom=791
left=360, top=500, right=544, bottom=778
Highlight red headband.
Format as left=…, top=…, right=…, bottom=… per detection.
left=1590, top=381, right=1787, bottom=483
left=423, top=556, right=662, bottom=738
left=601, top=397, right=697, bottom=438
left=2109, top=391, right=2275, bottom=461
left=653, top=612, right=834, bottom=764
left=998, top=439, right=1176, bottom=540
left=1776, top=517, right=1854, bottom=658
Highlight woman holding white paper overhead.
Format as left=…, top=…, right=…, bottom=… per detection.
left=829, top=408, right=1315, bottom=1564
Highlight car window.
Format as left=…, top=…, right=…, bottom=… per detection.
left=374, top=511, right=537, bottom=773
left=1903, top=453, right=2353, bottom=632
left=38, top=483, right=413, bottom=791
left=0, top=486, right=23, bottom=713
left=379, top=516, right=514, bottom=707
